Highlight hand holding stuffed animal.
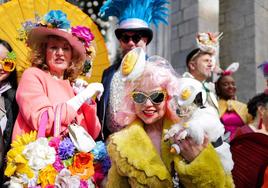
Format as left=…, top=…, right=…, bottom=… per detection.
left=164, top=77, right=234, bottom=173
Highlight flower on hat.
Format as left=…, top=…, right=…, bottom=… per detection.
left=17, top=10, right=70, bottom=42
left=43, top=10, right=70, bottom=29
left=181, top=88, right=191, bottom=100
left=71, top=26, right=94, bottom=48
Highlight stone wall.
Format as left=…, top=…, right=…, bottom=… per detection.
left=168, top=0, right=219, bottom=75
left=219, top=0, right=268, bottom=102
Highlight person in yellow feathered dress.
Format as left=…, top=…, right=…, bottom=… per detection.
left=104, top=48, right=234, bottom=188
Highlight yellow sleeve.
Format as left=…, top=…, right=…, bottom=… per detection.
left=174, top=144, right=234, bottom=188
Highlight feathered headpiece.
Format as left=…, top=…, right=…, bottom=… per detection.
left=99, top=0, right=169, bottom=44
left=258, top=61, right=268, bottom=78
left=196, top=32, right=223, bottom=55
left=188, top=32, right=223, bottom=73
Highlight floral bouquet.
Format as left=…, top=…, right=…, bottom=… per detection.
left=5, top=131, right=110, bottom=188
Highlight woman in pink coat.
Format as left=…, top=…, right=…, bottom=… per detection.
left=12, top=10, right=103, bottom=140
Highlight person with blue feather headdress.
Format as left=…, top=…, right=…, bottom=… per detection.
left=97, top=0, right=169, bottom=140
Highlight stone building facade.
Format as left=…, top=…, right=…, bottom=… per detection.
left=149, top=0, right=267, bottom=102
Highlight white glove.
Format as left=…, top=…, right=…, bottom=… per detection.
left=72, top=79, right=88, bottom=94
left=67, top=82, right=104, bottom=111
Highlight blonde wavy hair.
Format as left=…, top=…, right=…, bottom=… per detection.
left=29, top=35, right=84, bottom=82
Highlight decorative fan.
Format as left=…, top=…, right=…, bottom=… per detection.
left=0, top=0, right=109, bottom=83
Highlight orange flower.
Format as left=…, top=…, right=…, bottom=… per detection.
left=69, top=152, right=94, bottom=180
left=38, top=165, right=58, bottom=188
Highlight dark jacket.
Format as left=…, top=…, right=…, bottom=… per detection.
left=0, top=88, right=18, bottom=185
left=97, top=59, right=121, bottom=140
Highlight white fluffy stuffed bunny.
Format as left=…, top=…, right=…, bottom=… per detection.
left=164, top=77, right=234, bottom=173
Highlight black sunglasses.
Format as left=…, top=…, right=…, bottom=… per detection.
left=120, top=34, right=143, bottom=44
left=131, top=91, right=167, bottom=105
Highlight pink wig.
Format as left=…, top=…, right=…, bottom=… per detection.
left=116, top=56, right=180, bottom=126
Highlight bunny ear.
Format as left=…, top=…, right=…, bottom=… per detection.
left=226, top=62, right=239, bottom=73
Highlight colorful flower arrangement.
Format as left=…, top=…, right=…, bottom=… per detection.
left=17, top=10, right=70, bottom=42
left=5, top=131, right=110, bottom=188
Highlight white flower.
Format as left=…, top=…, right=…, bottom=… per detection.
left=55, top=168, right=80, bottom=188
left=23, top=137, right=56, bottom=171
left=7, top=177, right=23, bottom=188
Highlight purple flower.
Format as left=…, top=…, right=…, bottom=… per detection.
left=53, top=155, right=65, bottom=172
left=101, top=156, right=111, bottom=174
left=58, top=137, right=75, bottom=160
left=71, top=26, right=94, bottom=47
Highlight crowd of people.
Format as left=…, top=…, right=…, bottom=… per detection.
left=0, top=0, right=267, bottom=187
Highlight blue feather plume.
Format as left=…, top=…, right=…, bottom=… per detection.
left=99, top=0, right=169, bottom=27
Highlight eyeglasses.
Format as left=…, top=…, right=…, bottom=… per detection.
left=120, top=34, right=143, bottom=44
left=131, top=91, right=167, bottom=104
left=0, top=59, right=16, bottom=72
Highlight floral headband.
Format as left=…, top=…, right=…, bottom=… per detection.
left=18, top=10, right=95, bottom=54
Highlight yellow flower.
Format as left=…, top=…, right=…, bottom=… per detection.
left=11, top=131, right=37, bottom=148
left=181, top=88, right=191, bottom=100
left=38, top=165, right=58, bottom=188
left=5, top=131, right=37, bottom=178
left=5, top=146, right=34, bottom=178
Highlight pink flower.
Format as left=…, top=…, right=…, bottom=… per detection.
left=71, top=26, right=94, bottom=47
left=49, top=137, right=61, bottom=153
left=53, top=155, right=65, bottom=172
left=45, top=185, right=54, bottom=188
left=80, top=180, right=88, bottom=188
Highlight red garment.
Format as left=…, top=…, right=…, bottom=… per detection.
left=262, top=167, right=268, bottom=188
left=12, top=67, right=100, bottom=140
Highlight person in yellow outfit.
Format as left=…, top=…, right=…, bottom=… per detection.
left=105, top=48, right=234, bottom=187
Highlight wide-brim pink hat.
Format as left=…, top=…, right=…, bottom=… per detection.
left=27, top=27, right=86, bottom=61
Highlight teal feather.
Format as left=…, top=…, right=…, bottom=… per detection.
left=99, top=0, right=169, bottom=27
